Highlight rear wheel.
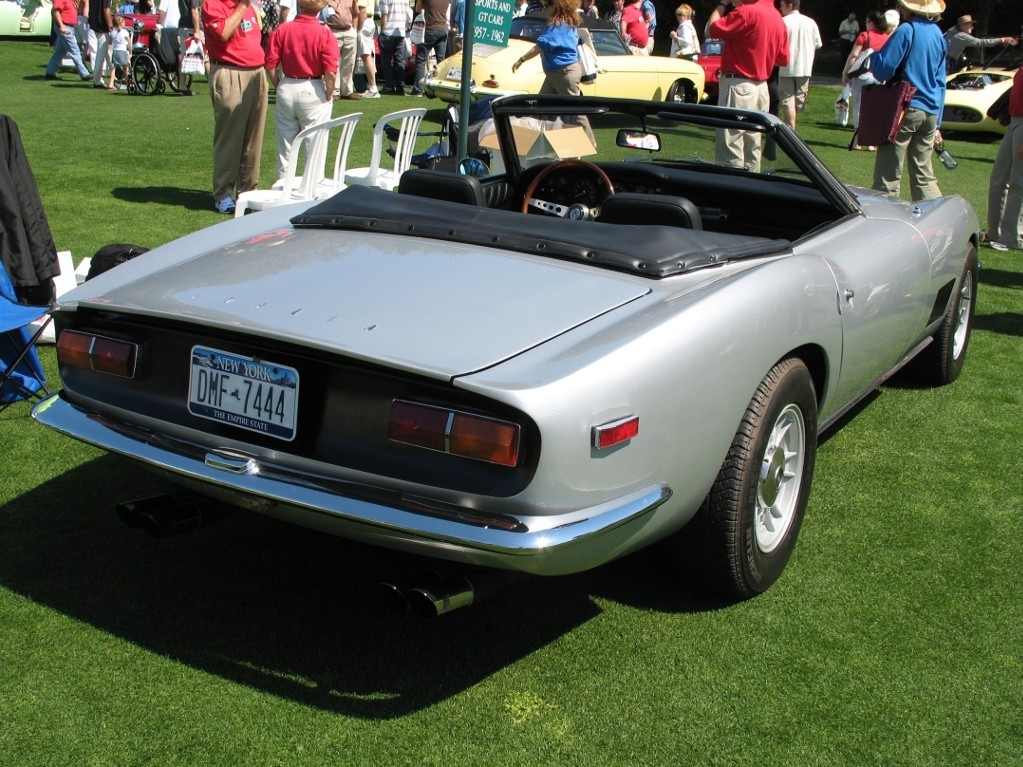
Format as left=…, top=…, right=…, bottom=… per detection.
left=671, top=358, right=817, bottom=599
left=909, top=244, right=978, bottom=386
left=131, top=52, right=161, bottom=96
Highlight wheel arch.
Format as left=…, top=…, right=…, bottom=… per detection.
left=785, top=343, right=828, bottom=411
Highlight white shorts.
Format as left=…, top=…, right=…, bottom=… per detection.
left=357, top=18, right=376, bottom=56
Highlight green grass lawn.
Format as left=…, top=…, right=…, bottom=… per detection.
left=2, top=40, right=1022, bottom=767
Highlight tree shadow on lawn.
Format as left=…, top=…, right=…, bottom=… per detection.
left=112, top=186, right=214, bottom=212
left=0, top=454, right=727, bottom=719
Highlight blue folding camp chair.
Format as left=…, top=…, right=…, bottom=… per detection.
left=0, top=260, right=50, bottom=406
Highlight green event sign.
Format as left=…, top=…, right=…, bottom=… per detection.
left=471, top=0, right=514, bottom=47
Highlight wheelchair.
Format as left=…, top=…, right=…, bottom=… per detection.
left=121, top=12, right=193, bottom=96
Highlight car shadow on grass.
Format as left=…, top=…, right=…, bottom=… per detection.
left=111, top=186, right=215, bottom=212
left=0, top=453, right=728, bottom=718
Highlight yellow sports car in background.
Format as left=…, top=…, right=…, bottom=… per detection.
left=942, top=67, right=1016, bottom=135
left=425, top=15, right=705, bottom=104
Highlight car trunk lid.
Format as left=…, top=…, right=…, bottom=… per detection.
left=68, top=227, right=649, bottom=380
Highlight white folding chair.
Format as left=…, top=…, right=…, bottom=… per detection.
left=344, top=108, right=426, bottom=192
left=235, top=113, right=362, bottom=217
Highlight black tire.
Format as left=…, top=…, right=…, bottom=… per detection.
left=132, top=52, right=161, bottom=96
left=910, top=244, right=978, bottom=386
left=671, top=358, right=817, bottom=599
left=666, top=79, right=696, bottom=103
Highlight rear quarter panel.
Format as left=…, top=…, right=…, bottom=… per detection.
left=456, top=253, right=843, bottom=547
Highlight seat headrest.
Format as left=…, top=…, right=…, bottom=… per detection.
left=600, top=193, right=703, bottom=230
left=398, top=169, right=488, bottom=207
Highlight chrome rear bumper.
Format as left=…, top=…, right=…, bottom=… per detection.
left=33, top=394, right=672, bottom=575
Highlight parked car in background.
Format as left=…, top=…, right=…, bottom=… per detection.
left=34, top=94, right=978, bottom=612
left=943, top=66, right=1016, bottom=135
left=0, top=0, right=51, bottom=37
left=425, top=15, right=705, bottom=104
left=698, top=38, right=723, bottom=102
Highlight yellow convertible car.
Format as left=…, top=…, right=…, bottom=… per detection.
left=942, top=66, right=1016, bottom=135
left=424, top=15, right=705, bottom=104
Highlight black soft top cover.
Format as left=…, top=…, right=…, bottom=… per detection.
left=291, top=186, right=791, bottom=279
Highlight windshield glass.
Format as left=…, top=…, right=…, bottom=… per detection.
left=486, top=101, right=815, bottom=187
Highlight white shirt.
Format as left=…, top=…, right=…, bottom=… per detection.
left=779, top=11, right=822, bottom=78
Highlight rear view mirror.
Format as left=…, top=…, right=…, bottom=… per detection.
left=617, top=130, right=660, bottom=151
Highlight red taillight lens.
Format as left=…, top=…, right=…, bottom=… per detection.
left=388, top=400, right=521, bottom=467
left=387, top=400, right=449, bottom=452
left=593, top=416, right=639, bottom=450
left=57, top=330, right=139, bottom=378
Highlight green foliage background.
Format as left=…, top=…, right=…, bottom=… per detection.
left=1, top=40, right=1021, bottom=767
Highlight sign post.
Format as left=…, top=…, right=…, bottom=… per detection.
left=456, top=0, right=514, bottom=161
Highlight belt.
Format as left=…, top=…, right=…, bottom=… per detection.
left=720, top=73, right=764, bottom=82
left=209, top=61, right=262, bottom=70
left=284, top=75, right=320, bottom=80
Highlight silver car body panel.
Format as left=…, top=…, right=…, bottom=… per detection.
left=35, top=112, right=980, bottom=575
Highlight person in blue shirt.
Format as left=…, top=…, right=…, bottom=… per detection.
left=512, top=0, right=582, bottom=94
left=641, top=0, right=656, bottom=53
left=449, top=0, right=465, bottom=56
left=511, top=0, right=595, bottom=145
left=869, top=0, right=948, bottom=201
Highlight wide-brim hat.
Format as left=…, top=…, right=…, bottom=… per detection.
left=897, top=0, right=946, bottom=17
left=957, top=14, right=975, bottom=25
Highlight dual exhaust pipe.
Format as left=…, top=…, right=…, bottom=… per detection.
left=379, top=569, right=525, bottom=618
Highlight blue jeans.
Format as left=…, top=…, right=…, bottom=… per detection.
left=378, top=33, right=407, bottom=93
left=412, top=28, right=447, bottom=94
left=47, top=28, right=90, bottom=78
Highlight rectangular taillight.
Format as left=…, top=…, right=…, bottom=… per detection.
left=57, top=330, right=139, bottom=378
left=388, top=400, right=521, bottom=467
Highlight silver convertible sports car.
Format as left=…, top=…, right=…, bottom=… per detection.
left=34, top=95, right=979, bottom=612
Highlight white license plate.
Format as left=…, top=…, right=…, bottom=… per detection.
left=446, top=67, right=461, bottom=81
left=188, top=346, right=299, bottom=441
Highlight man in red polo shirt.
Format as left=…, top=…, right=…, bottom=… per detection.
left=264, top=0, right=340, bottom=180
left=45, top=0, right=91, bottom=81
left=707, top=0, right=788, bottom=172
left=203, top=0, right=269, bottom=214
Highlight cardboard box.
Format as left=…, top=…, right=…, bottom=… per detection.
left=480, top=120, right=596, bottom=161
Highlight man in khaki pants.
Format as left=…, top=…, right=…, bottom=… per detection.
left=202, top=0, right=269, bottom=214
left=325, top=0, right=362, bottom=99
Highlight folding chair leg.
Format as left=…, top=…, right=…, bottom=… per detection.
left=0, top=315, right=51, bottom=404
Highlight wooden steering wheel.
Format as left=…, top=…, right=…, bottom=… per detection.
left=520, top=159, right=615, bottom=221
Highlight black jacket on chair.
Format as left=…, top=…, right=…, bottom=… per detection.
left=0, top=115, right=59, bottom=306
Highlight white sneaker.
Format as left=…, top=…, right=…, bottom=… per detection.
left=989, top=241, right=1009, bottom=251
left=362, top=88, right=381, bottom=99
left=214, top=196, right=236, bottom=214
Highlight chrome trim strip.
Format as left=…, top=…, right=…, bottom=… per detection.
left=33, top=395, right=672, bottom=566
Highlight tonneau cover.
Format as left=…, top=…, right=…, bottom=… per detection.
left=292, top=186, right=791, bottom=279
